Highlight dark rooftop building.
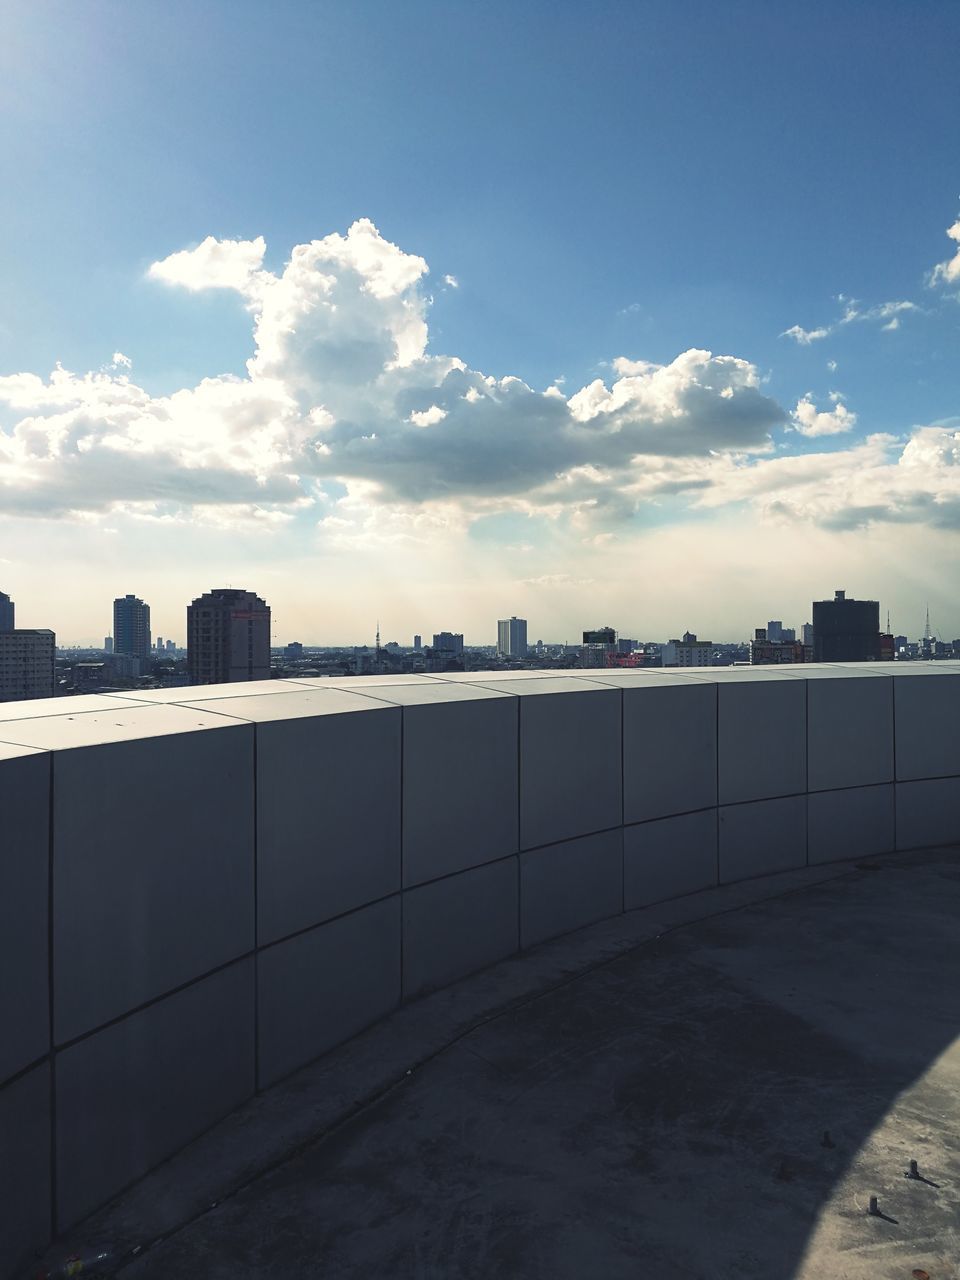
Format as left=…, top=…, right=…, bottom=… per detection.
left=812, top=589, right=880, bottom=662
left=187, top=587, right=271, bottom=685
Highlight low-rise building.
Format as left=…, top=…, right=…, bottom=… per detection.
left=661, top=632, right=713, bottom=668
left=581, top=626, right=617, bottom=668
left=750, top=629, right=808, bottom=665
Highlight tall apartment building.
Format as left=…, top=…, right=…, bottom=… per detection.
left=0, top=591, right=14, bottom=631
left=661, top=632, right=713, bottom=668
left=432, top=631, right=464, bottom=656
left=187, top=588, right=272, bottom=685
left=0, top=629, right=55, bottom=702
left=812, top=590, right=880, bottom=662
left=113, top=594, right=151, bottom=667
left=497, top=616, right=528, bottom=659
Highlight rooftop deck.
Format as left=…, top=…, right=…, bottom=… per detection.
left=42, top=846, right=960, bottom=1279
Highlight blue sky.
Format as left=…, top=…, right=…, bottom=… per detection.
left=1, top=0, right=959, bottom=645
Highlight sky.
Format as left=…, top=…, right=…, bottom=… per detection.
left=1, top=0, right=959, bottom=647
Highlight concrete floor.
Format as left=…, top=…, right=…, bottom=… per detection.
left=45, top=849, right=960, bottom=1280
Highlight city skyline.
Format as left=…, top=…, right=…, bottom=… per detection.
left=11, top=583, right=948, bottom=652
left=2, top=3, right=959, bottom=640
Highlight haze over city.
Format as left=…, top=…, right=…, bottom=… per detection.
left=1, top=1, right=959, bottom=645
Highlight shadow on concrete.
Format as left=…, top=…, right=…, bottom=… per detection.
left=45, top=849, right=960, bottom=1280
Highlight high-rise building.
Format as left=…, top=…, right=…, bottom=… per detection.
left=187, top=588, right=272, bottom=685
left=0, top=591, right=14, bottom=631
left=104, top=636, right=114, bottom=654
left=812, top=590, right=880, bottom=662
left=432, top=631, right=464, bottom=656
left=0, top=629, right=55, bottom=702
left=113, top=595, right=151, bottom=666
left=497, top=616, right=528, bottom=659
left=413, top=634, right=422, bottom=651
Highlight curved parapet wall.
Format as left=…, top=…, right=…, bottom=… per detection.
left=2, top=663, right=960, bottom=1276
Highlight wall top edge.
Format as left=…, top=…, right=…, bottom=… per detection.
left=2, top=664, right=959, bottom=727
left=0, top=694, right=145, bottom=723
left=448, top=676, right=622, bottom=698
left=182, top=686, right=403, bottom=724
left=0, top=738, right=49, bottom=761
left=118, top=679, right=306, bottom=704
left=315, top=681, right=516, bottom=708
left=0, top=702, right=253, bottom=752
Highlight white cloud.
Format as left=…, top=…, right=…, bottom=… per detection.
left=791, top=392, right=857, bottom=438
left=826, top=360, right=837, bottom=372
left=690, top=425, right=960, bottom=532
left=930, top=217, right=960, bottom=286
left=843, top=299, right=917, bottom=324
left=111, top=351, right=132, bottom=369
left=882, top=317, right=900, bottom=332
left=0, top=214, right=784, bottom=529
left=782, top=298, right=918, bottom=345
left=873, top=300, right=917, bottom=319
left=781, top=324, right=830, bottom=344
left=443, top=274, right=459, bottom=288
left=408, top=405, right=447, bottom=427
left=148, top=235, right=267, bottom=293
left=2, top=218, right=956, bottom=550
left=519, top=573, right=596, bottom=588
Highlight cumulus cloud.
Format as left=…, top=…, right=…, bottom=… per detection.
left=930, top=217, right=960, bottom=286
left=148, top=235, right=267, bottom=292
left=0, top=364, right=307, bottom=518
left=408, top=405, right=447, bottom=427
left=443, top=274, right=459, bottom=288
left=1, top=221, right=790, bottom=526
left=791, top=392, right=857, bottom=437
left=0, top=219, right=955, bottom=543
left=692, top=426, right=960, bottom=532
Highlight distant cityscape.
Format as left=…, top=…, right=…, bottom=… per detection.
left=0, top=585, right=957, bottom=703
